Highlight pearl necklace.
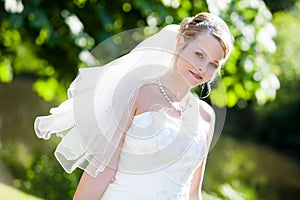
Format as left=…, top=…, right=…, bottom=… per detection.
left=158, top=80, right=182, bottom=112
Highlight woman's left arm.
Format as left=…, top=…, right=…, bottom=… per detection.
left=189, top=156, right=207, bottom=200
left=190, top=100, right=215, bottom=200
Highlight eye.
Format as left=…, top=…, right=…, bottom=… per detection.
left=195, top=52, right=203, bottom=59
left=209, top=62, right=219, bottom=69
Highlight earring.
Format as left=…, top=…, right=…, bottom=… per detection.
left=200, top=82, right=210, bottom=99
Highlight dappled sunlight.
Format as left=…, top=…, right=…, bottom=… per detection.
left=161, top=0, right=180, bottom=8
left=4, top=0, right=24, bottom=13
left=1, top=0, right=300, bottom=199
left=62, top=11, right=84, bottom=35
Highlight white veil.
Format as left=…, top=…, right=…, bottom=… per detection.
left=34, top=25, right=226, bottom=177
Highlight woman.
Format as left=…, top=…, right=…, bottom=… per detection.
left=35, top=12, right=232, bottom=200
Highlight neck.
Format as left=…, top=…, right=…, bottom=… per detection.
left=160, top=69, right=190, bottom=102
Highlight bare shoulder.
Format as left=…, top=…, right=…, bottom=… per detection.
left=136, top=82, right=161, bottom=102
left=134, top=82, right=162, bottom=114
left=197, top=98, right=215, bottom=124
left=138, top=82, right=160, bottom=96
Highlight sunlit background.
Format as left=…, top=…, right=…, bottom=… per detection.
left=0, top=0, right=300, bottom=199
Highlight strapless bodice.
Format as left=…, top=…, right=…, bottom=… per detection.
left=101, top=111, right=209, bottom=200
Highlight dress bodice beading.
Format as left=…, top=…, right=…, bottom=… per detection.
left=101, top=111, right=209, bottom=200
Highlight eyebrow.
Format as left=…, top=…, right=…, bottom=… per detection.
left=213, top=60, right=221, bottom=66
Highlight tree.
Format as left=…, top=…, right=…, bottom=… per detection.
left=0, top=0, right=278, bottom=106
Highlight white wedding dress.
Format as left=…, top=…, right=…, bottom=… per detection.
left=101, top=110, right=209, bottom=200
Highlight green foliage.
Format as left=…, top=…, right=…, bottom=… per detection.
left=224, top=1, right=300, bottom=163
left=263, top=0, right=298, bottom=12
left=0, top=58, right=13, bottom=82
left=208, top=0, right=279, bottom=107
left=1, top=0, right=279, bottom=107
left=272, top=3, right=300, bottom=82
left=249, top=2, right=300, bottom=161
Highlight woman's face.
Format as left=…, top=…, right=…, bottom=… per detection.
left=173, top=32, right=225, bottom=88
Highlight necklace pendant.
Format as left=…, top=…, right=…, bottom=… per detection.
left=172, top=102, right=182, bottom=112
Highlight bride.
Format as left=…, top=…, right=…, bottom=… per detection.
left=34, top=12, right=232, bottom=200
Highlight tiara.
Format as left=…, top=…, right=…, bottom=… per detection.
left=184, top=21, right=212, bottom=30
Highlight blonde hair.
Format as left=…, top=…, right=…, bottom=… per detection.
left=178, top=12, right=232, bottom=60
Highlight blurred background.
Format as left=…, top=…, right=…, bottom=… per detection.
left=0, top=0, right=299, bottom=199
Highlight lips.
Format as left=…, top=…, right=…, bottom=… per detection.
left=189, top=70, right=203, bottom=80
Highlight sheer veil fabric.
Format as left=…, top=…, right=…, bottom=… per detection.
left=34, top=25, right=219, bottom=177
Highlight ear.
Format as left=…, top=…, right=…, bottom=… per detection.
left=176, top=35, right=185, bottom=49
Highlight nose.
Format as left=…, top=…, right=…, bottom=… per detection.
left=197, top=63, right=207, bottom=72
left=196, top=58, right=208, bottom=72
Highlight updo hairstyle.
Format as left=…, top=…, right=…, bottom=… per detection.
left=178, top=12, right=232, bottom=60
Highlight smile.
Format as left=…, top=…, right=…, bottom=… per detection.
left=189, top=70, right=203, bottom=80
